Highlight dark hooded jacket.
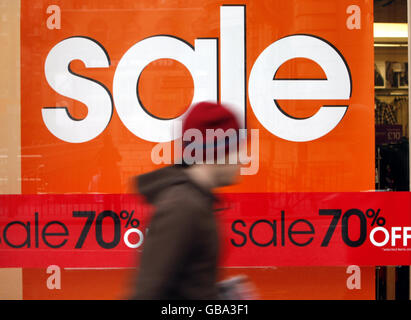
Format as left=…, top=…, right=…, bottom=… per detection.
left=132, top=165, right=220, bottom=300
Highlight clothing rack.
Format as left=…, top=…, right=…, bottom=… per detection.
left=376, top=139, right=409, bottom=192
left=375, top=96, right=409, bottom=137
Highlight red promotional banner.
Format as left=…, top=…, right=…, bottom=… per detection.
left=1, top=192, right=410, bottom=268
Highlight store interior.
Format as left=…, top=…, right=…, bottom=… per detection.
left=373, top=0, right=409, bottom=300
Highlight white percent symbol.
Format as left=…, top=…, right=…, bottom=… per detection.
left=124, top=228, right=144, bottom=249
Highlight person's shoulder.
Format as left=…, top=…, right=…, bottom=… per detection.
left=149, top=184, right=206, bottom=231
left=156, top=182, right=208, bottom=214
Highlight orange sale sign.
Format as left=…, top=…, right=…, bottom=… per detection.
left=14, top=0, right=377, bottom=299
left=21, top=0, right=374, bottom=195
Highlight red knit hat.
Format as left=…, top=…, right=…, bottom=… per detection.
left=181, top=101, right=241, bottom=164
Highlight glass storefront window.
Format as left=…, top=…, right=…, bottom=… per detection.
left=0, top=0, right=409, bottom=301
left=374, top=0, right=410, bottom=300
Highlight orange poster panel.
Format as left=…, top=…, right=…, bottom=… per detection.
left=21, top=0, right=374, bottom=194
left=19, top=0, right=375, bottom=300
left=22, top=266, right=374, bottom=300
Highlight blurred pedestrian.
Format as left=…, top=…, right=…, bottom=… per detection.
left=131, top=101, right=243, bottom=300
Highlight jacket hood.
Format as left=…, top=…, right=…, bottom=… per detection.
left=136, top=165, right=216, bottom=204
